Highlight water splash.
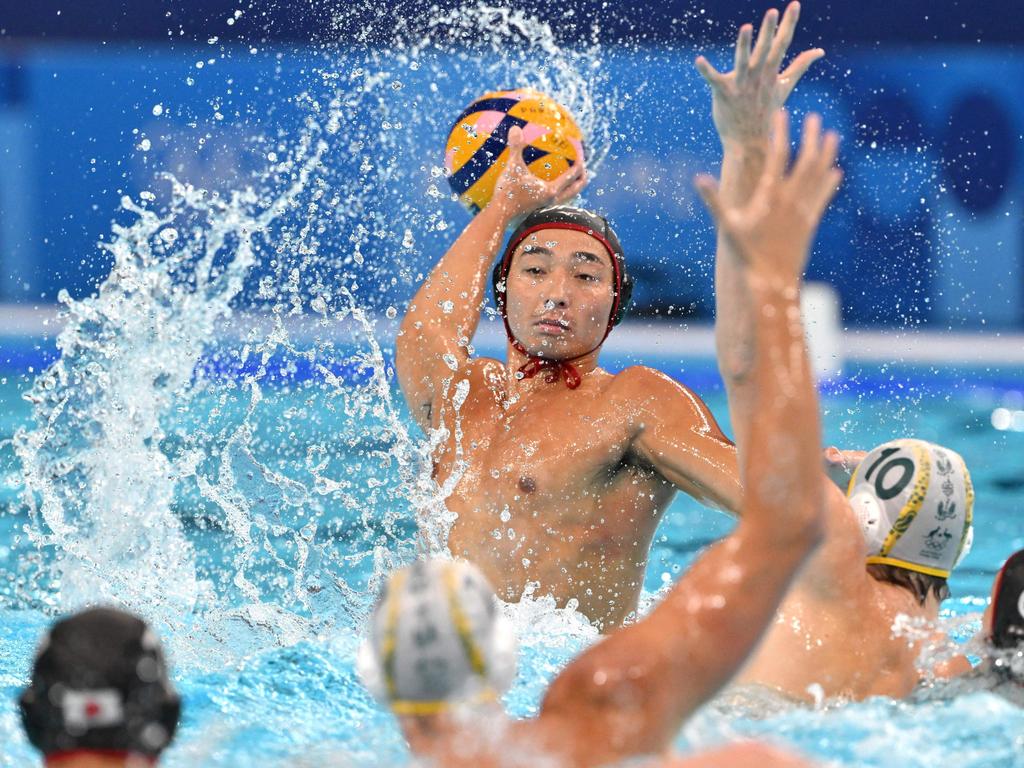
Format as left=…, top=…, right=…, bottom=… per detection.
left=7, top=2, right=615, bottom=662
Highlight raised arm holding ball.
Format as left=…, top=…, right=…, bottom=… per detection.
left=363, top=105, right=842, bottom=768
left=395, top=7, right=825, bottom=631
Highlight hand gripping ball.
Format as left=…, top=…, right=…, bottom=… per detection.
left=444, top=88, right=585, bottom=213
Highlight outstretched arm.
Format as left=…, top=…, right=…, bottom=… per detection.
left=695, top=1, right=822, bottom=449
left=538, top=111, right=840, bottom=764
left=395, top=127, right=587, bottom=430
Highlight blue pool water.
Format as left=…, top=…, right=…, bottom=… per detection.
left=2, top=345, right=1023, bottom=766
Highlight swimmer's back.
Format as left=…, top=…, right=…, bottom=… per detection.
left=737, top=483, right=932, bottom=700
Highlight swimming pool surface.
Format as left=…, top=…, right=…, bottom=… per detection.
left=1, top=347, right=1023, bottom=767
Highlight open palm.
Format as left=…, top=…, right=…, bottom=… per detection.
left=695, top=2, right=824, bottom=144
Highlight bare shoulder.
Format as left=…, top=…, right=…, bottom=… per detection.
left=611, top=365, right=708, bottom=407
left=610, top=365, right=724, bottom=429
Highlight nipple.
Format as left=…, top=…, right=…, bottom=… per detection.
left=518, top=476, right=537, bottom=494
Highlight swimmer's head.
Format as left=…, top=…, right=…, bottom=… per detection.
left=357, top=558, right=518, bottom=717
left=493, top=206, right=632, bottom=362
left=986, top=549, right=1024, bottom=651
left=848, top=439, right=974, bottom=602
left=19, top=607, right=181, bottom=762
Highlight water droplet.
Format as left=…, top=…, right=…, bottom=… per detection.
left=385, top=306, right=397, bottom=319
left=152, top=104, right=164, bottom=117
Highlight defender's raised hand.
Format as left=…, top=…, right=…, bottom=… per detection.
left=489, top=125, right=588, bottom=222
left=695, top=110, right=842, bottom=282
left=695, top=2, right=823, bottom=145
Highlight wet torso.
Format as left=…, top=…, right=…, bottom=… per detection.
left=737, top=580, right=934, bottom=700
left=430, top=359, right=674, bottom=630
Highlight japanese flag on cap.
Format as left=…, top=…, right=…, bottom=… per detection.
left=61, top=689, right=125, bottom=733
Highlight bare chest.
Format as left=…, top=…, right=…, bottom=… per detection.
left=432, top=378, right=634, bottom=502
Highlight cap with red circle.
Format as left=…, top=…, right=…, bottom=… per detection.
left=19, top=607, right=180, bottom=761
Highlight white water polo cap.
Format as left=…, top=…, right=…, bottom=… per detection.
left=847, top=439, right=975, bottom=578
left=357, top=559, right=518, bottom=715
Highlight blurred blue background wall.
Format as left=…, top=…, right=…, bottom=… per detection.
left=0, top=1, right=1020, bottom=329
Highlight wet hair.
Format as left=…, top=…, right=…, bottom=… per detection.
left=866, top=563, right=950, bottom=606
left=991, top=550, right=1024, bottom=650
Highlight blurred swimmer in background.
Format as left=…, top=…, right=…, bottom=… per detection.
left=361, top=105, right=842, bottom=766
left=395, top=0, right=826, bottom=632
left=19, top=607, right=181, bottom=767
left=697, top=6, right=974, bottom=702
left=924, top=549, right=1024, bottom=706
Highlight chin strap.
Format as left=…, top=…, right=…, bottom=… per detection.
left=509, top=334, right=590, bottom=389
left=517, top=356, right=583, bottom=389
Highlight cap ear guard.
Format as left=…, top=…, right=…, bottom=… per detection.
left=485, top=612, right=518, bottom=696
left=18, top=686, right=46, bottom=753
left=356, top=637, right=389, bottom=706
left=954, top=525, right=973, bottom=569
left=850, top=490, right=885, bottom=555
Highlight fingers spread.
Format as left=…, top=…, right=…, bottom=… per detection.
left=778, top=48, right=825, bottom=99
left=765, top=109, right=791, bottom=183
left=749, top=7, right=779, bottom=70
left=733, top=24, right=752, bottom=80
left=766, top=1, right=800, bottom=71
left=694, top=174, right=725, bottom=221
left=694, top=55, right=722, bottom=86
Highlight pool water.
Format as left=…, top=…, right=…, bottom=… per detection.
left=1, top=350, right=1023, bottom=767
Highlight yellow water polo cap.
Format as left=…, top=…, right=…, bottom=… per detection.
left=356, top=558, right=518, bottom=716
left=847, top=438, right=974, bottom=579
